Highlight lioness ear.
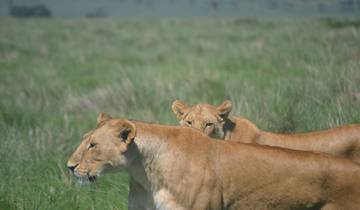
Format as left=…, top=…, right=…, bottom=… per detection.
left=97, top=112, right=112, bottom=124
left=216, top=100, right=232, bottom=120
left=119, top=120, right=136, bottom=144
left=171, top=100, right=188, bottom=120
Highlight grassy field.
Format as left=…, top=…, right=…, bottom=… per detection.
left=0, top=17, right=360, bottom=209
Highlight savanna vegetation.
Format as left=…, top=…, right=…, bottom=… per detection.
left=0, top=17, right=359, bottom=209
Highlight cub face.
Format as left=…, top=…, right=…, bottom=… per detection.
left=67, top=113, right=136, bottom=184
left=171, top=100, right=232, bottom=139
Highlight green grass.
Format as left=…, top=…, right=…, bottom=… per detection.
left=0, top=17, right=360, bottom=209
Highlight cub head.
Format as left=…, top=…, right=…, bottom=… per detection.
left=171, top=100, right=232, bottom=139
left=67, top=112, right=136, bottom=184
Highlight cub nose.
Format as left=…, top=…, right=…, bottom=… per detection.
left=67, top=164, right=78, bottom=173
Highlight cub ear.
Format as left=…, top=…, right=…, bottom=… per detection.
left=118, top=120, right=136, bottom=144
left=171, top=100, right=188, bottom=119
left=97, top=112, right=112, bottom=124
left=216, top=100, right=232, bottom=120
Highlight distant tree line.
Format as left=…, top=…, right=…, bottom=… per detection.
left=86, top=8, right=108, bottom=18
left=268, top=0, right=360, bottom=11
left=81, top=0, right=360, bottom=18
left=186, top=0, right=360, bottom=11
left=339, top=0, right=360, bottom=10
left=8, top=0, right=51, bottom=18
left=8, top=0, right=358, bottom=18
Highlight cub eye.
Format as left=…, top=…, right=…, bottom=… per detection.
left=186, top=121, right=192, bottom=125
left=205, top=122, right=214, bottom=127
left=88, top=142, right=96, bottom=150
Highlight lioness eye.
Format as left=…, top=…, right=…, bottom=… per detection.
left=186, top=121, right=192, bottom=125
left=88, top=143, right=96, bottom=150
left=205, top=123, right=213, bottom=127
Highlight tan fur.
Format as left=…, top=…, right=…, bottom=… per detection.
left=68, top=114, right=360, bottom=210
left=172, top=100, right=360, bottom=164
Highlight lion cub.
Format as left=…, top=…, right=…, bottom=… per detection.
left=67, top=113, right=360, bottom=210
left=172, top=100, right=360, bottom=164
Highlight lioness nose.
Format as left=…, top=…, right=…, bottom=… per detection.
left=67, top=164, right=78, bottom=173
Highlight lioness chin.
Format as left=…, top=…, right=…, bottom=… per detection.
left=67, top=113, right=360, bottom=210
left=172, top=100, right=360, bottom=164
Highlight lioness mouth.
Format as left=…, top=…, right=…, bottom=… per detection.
left=75, top=175, right=97, bottom=185
left=88, top=176, right=97, bottom=182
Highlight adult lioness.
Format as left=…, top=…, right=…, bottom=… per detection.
left=67, top=113, right=360, bottom=210
left=172, top=100, right=360, bottom=164
left=67, top=113, right=154, bottom=210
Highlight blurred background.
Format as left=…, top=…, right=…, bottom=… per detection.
left=0, top=0, right=360, bottom=210
left=0, top=0, right=360, bottom=18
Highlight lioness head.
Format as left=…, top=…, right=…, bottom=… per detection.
left=67, top=113, right=136, bottom=184
left=171, top=100, right=232, bottom=139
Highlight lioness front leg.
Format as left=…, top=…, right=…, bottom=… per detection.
left=153, top=189, right=186, bottom=210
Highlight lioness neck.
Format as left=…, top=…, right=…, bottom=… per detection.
left=127, top=122, right=169, bottom=191
left=225, top=117, right=261, bottom=143
left=127, top=121, right=218, bottom=208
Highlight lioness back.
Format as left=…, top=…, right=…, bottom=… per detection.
left=172, top=100, right=360, bottom=164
